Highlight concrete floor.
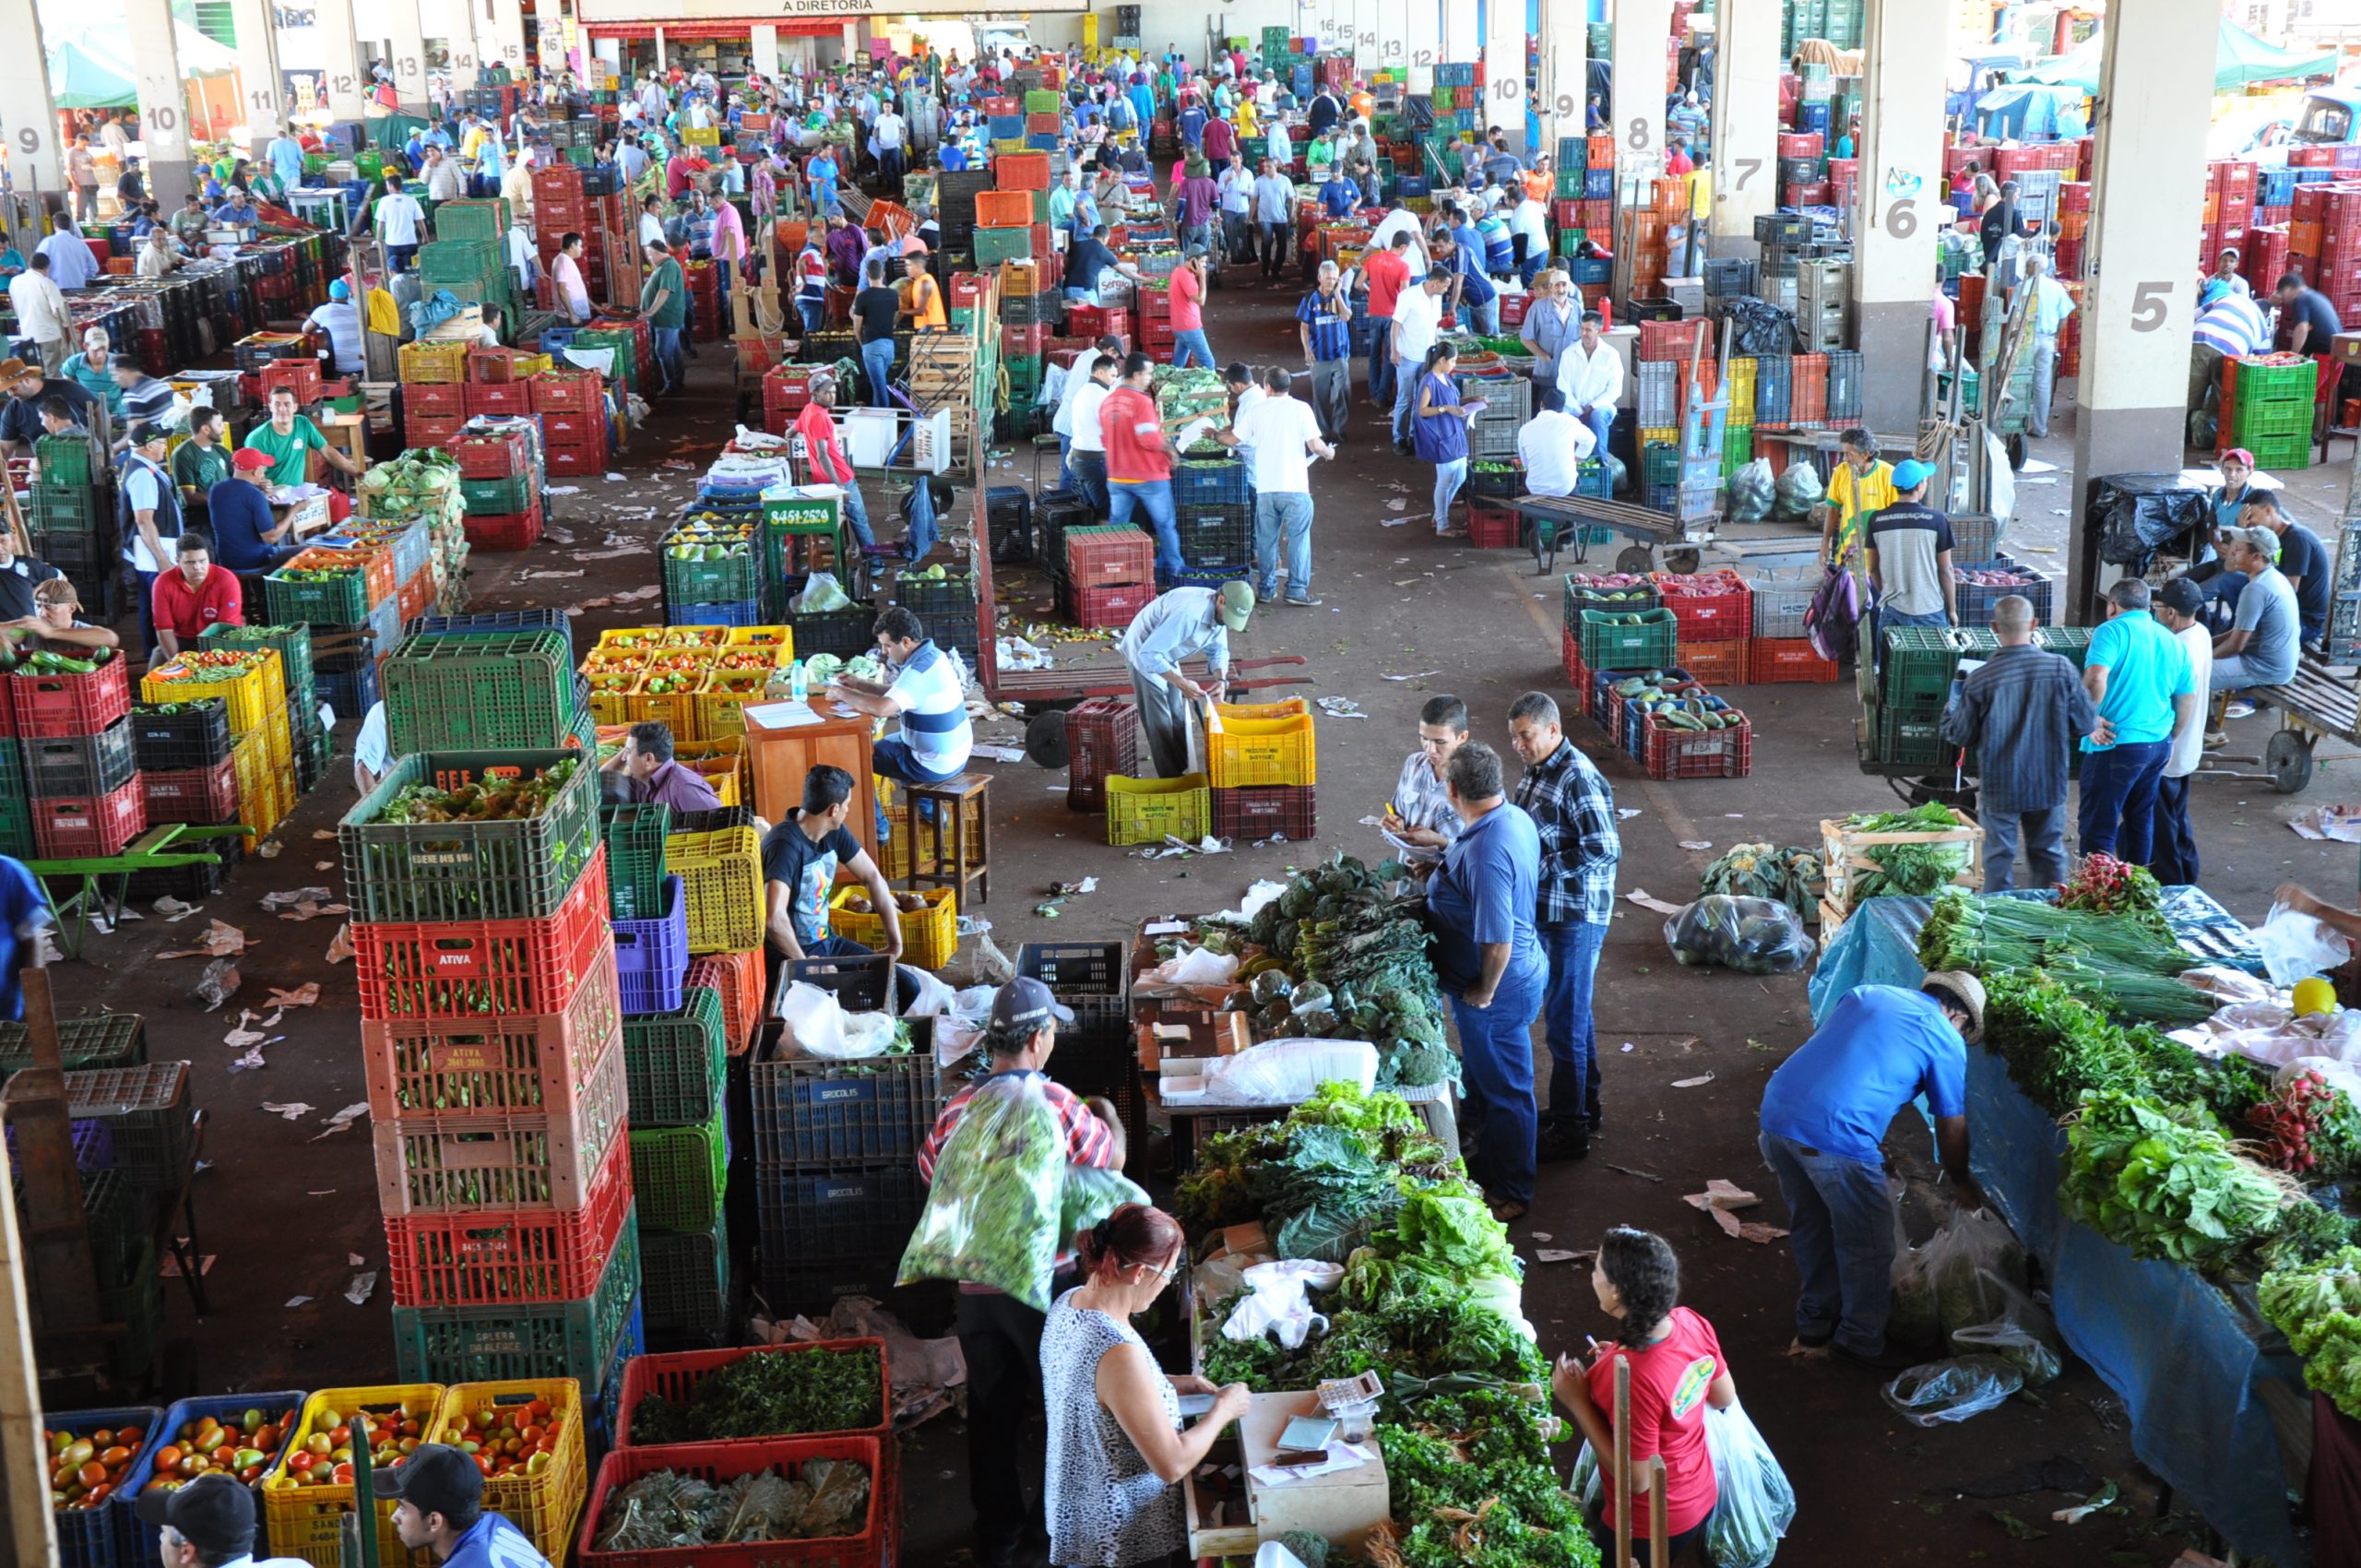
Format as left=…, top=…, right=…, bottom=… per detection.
left=42, top=284, right=2360, bottom=1565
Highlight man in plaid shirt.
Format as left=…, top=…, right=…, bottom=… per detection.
left=919, top=977, right=1121, bottom=1568
left=1508, top=692, right=1621, bottom=1160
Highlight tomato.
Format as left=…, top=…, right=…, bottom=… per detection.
left=153, top=1445, right=184, bottom=1474
left=332, top=1464, right=354, bottom=1485
left=77, top=1463, right=107, bottom=1489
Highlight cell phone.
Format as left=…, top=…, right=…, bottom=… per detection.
left=1176, top=1393, right=1216, bottom=1417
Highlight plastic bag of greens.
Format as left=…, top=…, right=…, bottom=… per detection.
left=1662, top=896, right=1817, bottom=975
left=1702, top=1401, right=1797, bottom=1568
left=1060, top=1164, right=1151, bottom=1251
left=1772, top=460, right=1825, bottom=519
left=1880, top=1355, right=2024, bottom=1426
left=1951, top=1315, right=2062, bottom=1385
left=1726, top=458, right=1777, bottom=522
left=1916, top=1208, right=2031, bottom=1337
left=898, top=1074, right=1068, bottom=1308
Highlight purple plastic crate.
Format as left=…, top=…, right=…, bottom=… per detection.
left=5, top=1117, right=114, bottom=1172
left=613, top=874, right=689, bottom=1016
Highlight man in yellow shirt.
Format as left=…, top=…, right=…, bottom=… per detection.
left=1236, top=96, right=1261, bottom=141
left=1820, top=427, right=1896, bottom=573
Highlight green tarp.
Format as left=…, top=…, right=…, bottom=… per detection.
left=2017, top=18, right=2339, bottom=94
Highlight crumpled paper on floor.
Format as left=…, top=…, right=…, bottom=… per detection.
left=161, top=920, right=247, bottom=958
left=267, top=984, right=321, bottom=1008
left=311, top=1103, right=370, bottom=1141
left=2291, top=805, right=2361, bottom=844
left=1684, top=1179, right=1788, bottom=1243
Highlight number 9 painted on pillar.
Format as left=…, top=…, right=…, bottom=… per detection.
left=17, top=127, right=41, bottom=157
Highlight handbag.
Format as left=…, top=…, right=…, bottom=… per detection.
left=1805, top=563, right=1861, bottom=665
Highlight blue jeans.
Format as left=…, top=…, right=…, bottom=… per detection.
left=2151, top=774, right=2200, bottom=886
left=1252, top=492, right=1313, bottom=600
left=1758, top=1130, right=1897, bottom=1357
left=1391, top=363, right=1419, bottom=444
left=651, top=326, right=685, bottom=392
left=1576, top=404, right=1614, bottom=468
left=838, top=481, right=875, bottom=549
left=1072, top=452, right=1109, bottom=517
left=1464, top=295, right=1500, bottom=336
left=861, top=338, right=896, bottom=406
left=797, top=296, right=825, bottom=334
left=1979, top=803, right=2067, bottom=892
left=1368, top=317, right=1394, bottom=405
left=1452, top=960, right=1547, bottom=1205
left=1537, top=921, right=1607, bottom=1134
left=1169, top=328, right=1214, bottom=370
left=1063, top=285, right=1097, bottom=303
left=1432, top=457, right=1467, bottom=531
left=1056, top=433, right=1073, bottom=490
left=2078, top=738, right=2170, bottom=863
left=1108, top=479, right=1183, bottom=587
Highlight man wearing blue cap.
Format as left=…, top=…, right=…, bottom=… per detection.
left=1864, top=458, right=1957, bottom=641
left=303, top=279, right=364, bottom=376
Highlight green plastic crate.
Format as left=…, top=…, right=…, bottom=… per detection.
left=35, top=434, right=93, bottom=486
left=1579, top=607, right=1679, bottom=671
left=29, top=487, right=103, bottom=531
left=265, top=562, right=370, bottom=625
left=973, top=226, right=1036, bottom=267
left=2232, top=358, right=2317, bottom=402
left=601, top=802, right=671, bottom=921
left=0, top=1011, right=143, bottom=1080
left=622, top=987, right=726, bottom=1128
left=575, top=329, right=638, bottom=395
left=200, top=623, right=314, bottom=701
left=418, top=239, right=504, bottom=285
left=390, top=1208, right=641, bottom=1384
left=381, top=629, right=577, bottom=753
left=658, top=533, right=762, bottom=605
left=339, top=748, right=601, bottom=922
left=629, top=1113, right=726, bottom=1230
left=640, top=1212, right=730, bottom=1343
left=459, top=473, right=536, bottom=515
left=430, top=197, right=510, bottom=244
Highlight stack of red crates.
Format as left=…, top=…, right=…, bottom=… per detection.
left=258, top=358, right=324, bottom=408
left=1062, top=696, right=1137, bottom=813
left=2292, top=183, right=2361, bottom=325
left=1137, top=286, right=1174, bottom=355
left=682, top=260, right=722, bottom=342
left=2244, top=222, right=2292, bottom=295
left=453, top=424, right=545, bottom=552
left=1651, top=569, right=1751, bottom=688
left=1066, top=304, right=1132, bottom=346
left=762, top=364, right=815, bottom=436
left=533, top=368, right=608, bottom=477
left=13, top=655, right=142, bottom=858
left=2202, top=160, right=2258, bottom=270
left=1060, top=526, right=1156, bottom=629
left=1789, top=353, right=1828, bottom=431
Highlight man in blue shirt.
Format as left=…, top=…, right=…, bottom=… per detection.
left=2080, top=576, right=2196, bottom=864
left=1423, top=742, right=1547, bottom=1219
left=382, top=1442, right=554, bottom=1568
left=1759, top=978, right=1988, bottom=1364
left=265, top=129, right=306, bottom=191
left=207, top=447, right=300, bottom=571
left=1316, top=167, right=1359, bottom=219
left=0, top=854, right=48, bottom=1021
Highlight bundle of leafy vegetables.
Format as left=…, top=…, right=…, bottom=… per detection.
left=628, top=1345, right=884, bottom=1444
left=2259, top=1245, right=2361, bottom=1416
left=1980, top=972, right=2174, bottom=1115
left=1175, top=1087, right=1456, bottom=1232
left=1917, top=889, right=2214, bottom=1025
left=1247, top=855, right=1454, bottom=1087
left=1373, top=1389, right=1599, bottom=1568
left=1204, top=1270, right=1544, bottom=1395
left=1379, top=1189, right=1523, bottom=1281
left=2061, top=1091, right=2293, bottom=1275
left=1840, top=802, right=1972, bottom=898
left=1697, top=841, right=1823, bottom=922
left=376, top=759, right=578, bottom=825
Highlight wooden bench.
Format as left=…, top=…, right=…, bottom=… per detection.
left=2242, top=656, right=2359, bottom=793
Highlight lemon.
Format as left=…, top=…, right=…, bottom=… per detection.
left=2295, top=977, right=2337, bottom=1017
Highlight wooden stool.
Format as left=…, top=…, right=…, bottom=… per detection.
left=904, top=773, right=990, bottom=907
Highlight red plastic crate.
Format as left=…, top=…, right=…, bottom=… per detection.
left=1677, top=637, right=1750, bottom=688
left=1001, top=321, right=1047, bottom=357
left=545, top=440, right=609, bottom=477
left=373, top=1028, right=627, bottom=1216
left=362, top=947, right=620, bottom=1133
left=11, top=658, right=130, bottom=738
left=684, top=951, right=764, bottom=1052
left=1749, top=636, right=1840, bottom=683
left=1606, top=674, right=1703, bottom=746
left=452, top=432, right=533, bottom=480
left=529, top=369, right=603, bottom=414
left=1065, top=580, right=1153, bottom=630
left=354, top=852, right=611, bottom=1020
left=465, top=505, right=546, bottom=552
left=1563, top=630, right=1587, bottom=690
left=1212, top=785, right=1318, bottom=841
left=1468, top=503, right=1523, bottom=550
left=579, top=1434, right=892, bottom=1568
left=405, top=382, right=467, bottom=418
left=614, top=1340, right=892, bottom=1448
left=397, top=566, right=434, bottom=625
left=1637, top=317, right=1711, bottom=362
left=258, top=358, right=324, bottom=406
left=537, top=409, right=605, bottom=447
left=141, top=756, right=239, bottom=824
left=1065, top=529, right=1156, bottom=588
left=33, top=777, right=146, bottom=858
left=996, top=150, right=1051, bottom=190
left=1650, top=570, right=1752, bottom=642
left=1643, top=711, right=1754, bottom=779
left=1063, top=696, right=1137, bottom=813
left=385, top=1131, right=633, bottom=1308
left=406, top=412, right=467, bottom=450
left=1137, top=288, right=1172, bottom=321
left=464, top=381, right=534, bottom=417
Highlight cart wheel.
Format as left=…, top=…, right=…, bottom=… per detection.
left=2006, top=433, right=2028, bottom=469
left=1026, top=709, right=1073, bottom=769
left=1663, top=547, right=1703, bottom=575
left=2267, top=728, right=2315, bottom=794
left=1615, top=544, right=1655, bottom=574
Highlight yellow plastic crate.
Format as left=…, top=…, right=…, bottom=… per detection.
left=831, top=883, right=958, bottom=968
left=683, top=125, right=721, bottom=146
left=427, top=1380, right=587, bottom=1565
left=879, top=797, right=912, bottom=879
left=261, top=708, right=293, bottom=769
left=672, top=737, right=745, bottom=808
left=397, top=341, right=469, bottom=384
left=1206, top=711, right=1317, bottom=788
left=694, top=669, right=773, bottom=740
left=1215, top=697, right=1309, bottom=719
left=1638, top=425, right=1678, bottom=449
left=262, top=1384, right=444, bottom=1568
left=721, top=624, right=796, bottom=659
left=670, top=821, right=764, bottom=954
left=143, top=650, right=282, bottom=734
left=1107, top=773, right=1211, bottom=846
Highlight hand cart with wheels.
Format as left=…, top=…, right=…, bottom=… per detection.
left=2210, top=656, right=2358, bottom=794
left=1506, top=492, right=1715, bottom=577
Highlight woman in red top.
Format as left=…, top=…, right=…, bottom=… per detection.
left=1554, top=1228, right=1738, bottom=1562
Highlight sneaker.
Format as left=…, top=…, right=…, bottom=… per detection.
left=2225, top=699, right=2256, bottom=719
left=1285, top=595, right=1323, bottom=607
left=2203, top=731, right=2230, bottom=750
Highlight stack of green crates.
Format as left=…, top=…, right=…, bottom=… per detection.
left=28, top=431, right=107, bottom=552
left=2230, top=357, right=2316, bottom=471
left=418, top=216, right=515, bottom=319
left=625, top=986, right=732, bottom=1347
left=1869, top=624, right=2090, bottom=766
left=379, top=627, right=583, bottom=752
left=575, top=326, right=640, bottom=396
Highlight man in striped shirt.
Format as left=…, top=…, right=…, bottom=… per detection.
left=919, top=976, right=1122, bottom=1568
left=2190, top=288, right=2269, bottom=438
left=827, top=607, right=971, bottom=852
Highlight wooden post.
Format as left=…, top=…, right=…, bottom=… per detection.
left=1612, top=1356, right=1631, bottom=1568
left=0, top=1092, right=61, bottom=1567
left=2, top=970, right=99, bottom=1333
left=1648, top=1455, right=1670, bottom=1568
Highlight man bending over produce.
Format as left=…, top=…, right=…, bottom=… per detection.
left=918, top=977, right=1122, bottom=1568
left=761, top=764, right=903, bottom=966
left=1758, top=977, right=1989, bottom=1368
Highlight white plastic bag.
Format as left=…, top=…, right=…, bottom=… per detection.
left=1880, top=1355, right=2024, bottom=1426
left=791, top=570, right=855, bottom=613
left=1702, top=1401, right=1797, bottom=1568
left=777, top=980, right=896, bottom=1060
left=1202, top=1039, right=1379, bottom=1104
left=1219, top=1258, right=1344, bottom=1349
left=898, top=964, right=956, bottom=1017
left=1890, top=1207, right=2029, bottom=1347
left=2256, top=902, right=2353, bottom=987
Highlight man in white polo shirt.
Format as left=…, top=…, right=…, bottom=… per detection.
left=1516, top=387, right=1597, bottom=499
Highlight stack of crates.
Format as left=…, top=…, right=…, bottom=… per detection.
left=12, top=647, right=138, bottom=859
left=381, top=624, right=587, bottom=754
left=661, top=505, right=764, bottom=628
left=452, top=419, right=547, bottom=551
left=2202, top=159, right=2258, bottom=271
left=339, top=508, right=438, bottom=633
left=2224, top=353, right=2319, bottom=471
left=892, top=561, right=980, bottom=662
left=1746, top=565, right=1839, bottom=683
left=345, top=719, right=640, bottom=1449
left=28, top=432, right=115, bottom=616
left=1169, top=455, right=1252, bottom=578
left=418, top=198, right=516, bottom=327
left=127, top=698, right=241, bottom=891
left=1459, top=371, right=1527, bottom=465
left=267, top=542, right=400, bottom=726
left=399, top=340, right=471, bottom=449
left=759, top=487, right=867, bottom=655
left=198, top=623, right=328, bottom=792
left=1723, top=356, right=1757, bottom=474
left=1060, top=524, right=1157, bottom=628
left=1651, top=569, right=1752, bottom=688
left=1017, top=942, right=1138, bottom=1133
left=1205, top=698, right=1317, bottom=844
left=1795, top=259, right=1850, bottom=351
left=141, top=648, right=289, bottom=845
left=534, top=366, right=610, bottom=477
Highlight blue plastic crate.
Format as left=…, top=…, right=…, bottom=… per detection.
left=1570, top=257, right=1612, bottom=286
left=667, top=596, right=760, bottom=628
left=316, top=655, right=380, bottom=723
left=988, top=114, right=1024, bottom=138
left=587, top=1301, right=646, bottom=1467
left=113, top=1390, right=307, bottom=1531
left=1584, top=167, right=1615, bottom=198
left=1171, top=457, right=1249, bottom=507
left=1798, top=101, right=1832, bottom=134
left=540, top=327, right=580, bottom=354
left=48, top=1405, right=162, bottom=1568
left=1025, top=132, right=1062, bottom=151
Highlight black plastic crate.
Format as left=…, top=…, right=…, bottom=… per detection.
left=750, top=1023, right=942, bottom=1168
left=128, top=699, right=231, bottom=771
left=641, top=1212, right=731, bottom=1346
left=780, top=953, right=892, bottom=1013
left=756, top=1249, right=908, bottom=1315
left=894, top=568, right=977, bottom=617
left=918, top=610, right=980, bottom=660
left=1175, top=503, right=1252, bottom=569
left=779, top=603, right=876, bottom=658
left=24, top=717, right=136, bottom=800
left=1015, top=941, right=1128, bottom=1047
left=753, top=1164, right=922, bottom=1301
left=123, top=833, right=243, bottom=903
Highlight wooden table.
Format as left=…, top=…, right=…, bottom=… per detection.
left=742, top=695, right=880, bottom=863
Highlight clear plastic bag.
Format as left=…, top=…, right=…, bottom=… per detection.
left=1726, top=458, right=1777, bottom=522
left=1951, top=1317, right=2062, bottom=1385
left=1772, top=460, right=1825, bottom=519
left=2256, top=903, right=2354, bottom=987
left=897, top=1074, right=1067, bottom=1308
left=1891, top=1207, right=2031, bottom=1346
left=1702, top=1401, right=1797, bottom=1568
left=1663, top=896, right=1817, bottom=975
left=1880, top=1355, right=2024, bottom=1426
left=1059, top=1164, right=1151, bottom=1252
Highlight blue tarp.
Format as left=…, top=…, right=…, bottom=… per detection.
left=1809, top=895, right=2304, bottom=1565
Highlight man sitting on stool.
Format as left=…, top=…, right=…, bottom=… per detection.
left=599, top=719, right=724, bottom=813
left=826, top=606, right=974, bottom=843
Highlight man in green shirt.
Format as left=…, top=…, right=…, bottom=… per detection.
left=171, top=407, right=234, bottom=530
left=640, top=237, right=688, bottom=396
left=243, top=384, right=362, bottom=489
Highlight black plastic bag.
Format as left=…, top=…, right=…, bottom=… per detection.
left=2088, top=473, right=2210, bottom=567
left=1721, top=295, right=1797, bottom=359
left=1663, top=895, right=1817, bottom=975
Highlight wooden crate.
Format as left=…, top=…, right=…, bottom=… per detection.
left=1819, top=807, right=1983, bottom=920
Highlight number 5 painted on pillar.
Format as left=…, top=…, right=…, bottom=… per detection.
left=2129, top=280, right=2174, bottom=332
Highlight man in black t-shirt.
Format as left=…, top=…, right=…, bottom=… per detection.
left=2275, top=273, right=2344, bottom=356
left=760, top=764, right=904, bottom=965
left=0, top=532, right=62, bottom=621
left=0, top=362, right=97, bottom=458
left=854, top=259, right=902, bottom=409
left=2247, top=487, right=2331, bottom=648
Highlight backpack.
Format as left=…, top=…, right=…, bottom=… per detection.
left=1805, top=564, right=1861, bottom=665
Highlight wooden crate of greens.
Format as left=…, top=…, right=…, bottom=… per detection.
left=1819, top=805, right=1983, bottom=922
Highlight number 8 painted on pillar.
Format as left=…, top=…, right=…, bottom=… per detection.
left=1628, top=117, right=1649, bottom=150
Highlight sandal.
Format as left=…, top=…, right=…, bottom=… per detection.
left=1487, top=1197, right=1529, bottom=1222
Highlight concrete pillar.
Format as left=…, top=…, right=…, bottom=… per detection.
left=842, top=22, right=859, bottom=64
left=1351, top=0, right=1379, bottom=77
left=751, top=25, right=780, bottom=81
left=1379, top=0, right=1413, bottom=77
left=1541, top=0, right=1588, bottom=150
left=386, top=0, right=430, bottom=112
left=1707, top=0, right=1779, bottom=255
left=1851, top=0, right=1947, bottom=434
left=1446, top=1, right=1479, bottom=66
left=484, top=0, right=528, bottom=76
left=655, top=28, right=667, bottom=73
left=2067, top=0, right=2217, bottom=622
left=122, top=0, right=198, bottom=212
left=227, top=0, right=287, bottom=149
left=0, top=0, right=65, bottom=196
left=312, top=0, right=372, bottom=126
left=1485, top=0, right=1528, bottom=153
left=1611, top=0, right=1668, bottom=171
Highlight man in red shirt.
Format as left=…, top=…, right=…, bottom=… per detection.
left=1098, top=351, right=1186, bottom=588
left=1363, top=229, right=1414, bottom=411
left=1167, top=251, right=1213, bottom=369
left=792, top=374, right=876, bottom=550
left=150, top=532, right=242, bottom=659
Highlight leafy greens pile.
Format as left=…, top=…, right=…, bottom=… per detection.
left=1372, top=1389, right=1599, bottom=1568
left=1247, top=855, right=1453, bottom=1087
left=2061, top=1091, right=2294, bottom=1275
left=1840, top=803, right=1971, bottom=898
left=2260, top=1246, right=2361, bottom=1417
left=629, top=1345, right=884, bottom=1444
left=1697, top=841, right=1823, bottom=922
left=591, top=1457, right=871, bottom=1549
left=1917, top=888, right=2213, bottom=1025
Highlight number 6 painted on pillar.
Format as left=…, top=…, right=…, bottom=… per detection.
left=2129, top=280, right=2173, bottom=332
left=1885, top=197, right=1916, bottom=238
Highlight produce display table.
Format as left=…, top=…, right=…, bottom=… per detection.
left=1809, top=888, right=2302, bottom=1566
